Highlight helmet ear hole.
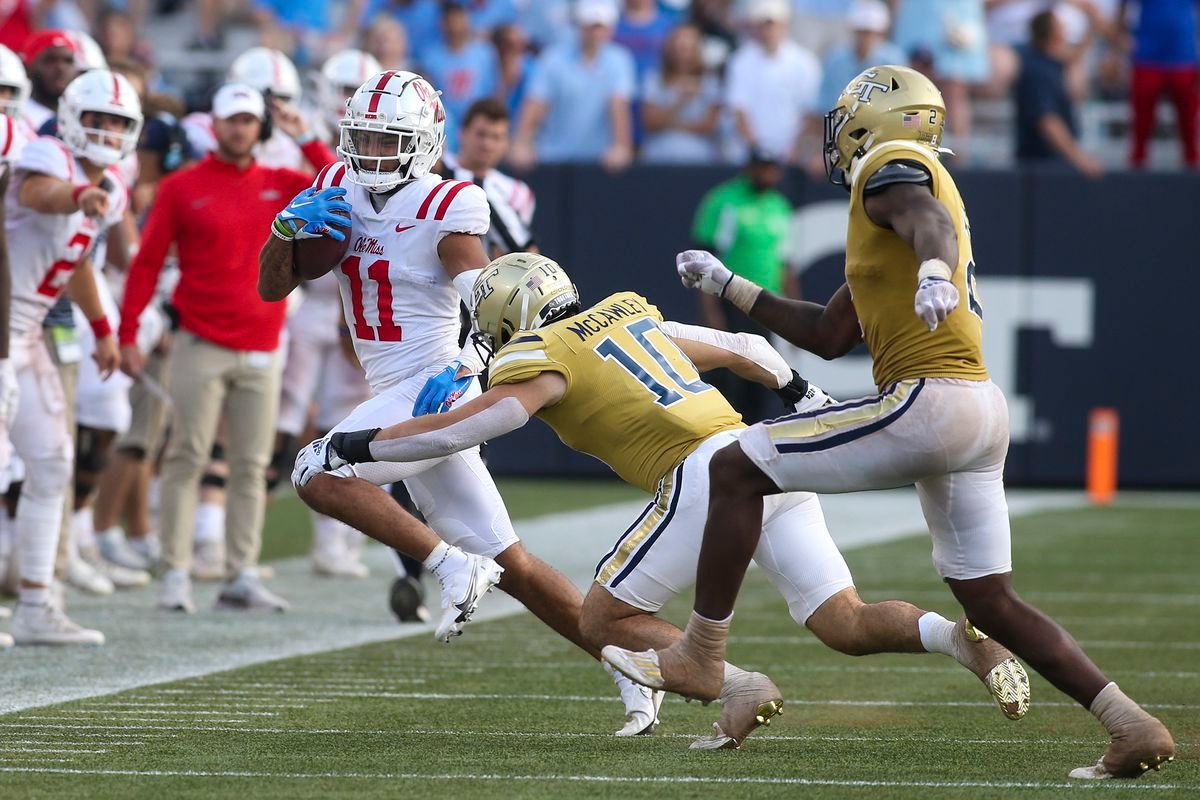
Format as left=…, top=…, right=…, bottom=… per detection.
left=848, top=128, right=868, bottom=141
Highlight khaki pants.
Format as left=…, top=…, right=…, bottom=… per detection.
left=159, top=333, right=280, bottom=576
left=117, top=348, right=172, bottom=457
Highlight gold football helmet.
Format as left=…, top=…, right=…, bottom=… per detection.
left=823, top=64, right=946, bottom=187
left=471, top=252, right=580, bottom=355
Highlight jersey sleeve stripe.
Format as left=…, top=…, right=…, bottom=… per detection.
left=314, top=163, right=332, bottom=187
left=331, top=164, right=347, bottom=186
left=416, top=180, right=451, bottom=219
left=434, top=181, right=472, bottom=221
left=489, top=349, right=549, bottom=375
left=1, top=116, right=11, bottom=158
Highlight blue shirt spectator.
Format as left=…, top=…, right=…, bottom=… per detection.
left=1130, top=0, right=1198, bottom=67
left=516, top=0, right=574, bottom=49
left=512, top=0, right=637, bottom=167
left=254, top=0, right=336, bottom=34
left=614, top=0, right=680, bottom=81
left=893, top=0, right=989, bottom=83
left=640, top=22, right=722, bottom=163
left=421, top=3, right=499, bottom=150
left=818, top=1, right=906, bottom=111
left=465, top=0, right=518, bottom=34
left=493, top=24, right=532, bottom=120
left=361, top=0, right=441, bottom=61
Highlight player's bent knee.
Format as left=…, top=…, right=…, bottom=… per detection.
left=948, top=574, right=1020, bottom=625
left=297, top=473, right=339, bottom=513
left=709, top=442, right=772, bottom=499
left=578, top=585, right=625, bottom=647
left=806, top=588, right=872, bottom=656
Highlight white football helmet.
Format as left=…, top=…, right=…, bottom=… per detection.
left=0, top=45, right=30, bottom=119
left=338, top=70, right=445, bottom=193
left=58, top=69, right=144, bottom=166
left=319, top=49, right=383, bottom=131
left=228, top=46, right=302, bottom=102
left=69, top=30, right=107, bottom=71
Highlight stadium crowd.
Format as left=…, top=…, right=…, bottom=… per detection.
left=0, top=0, right=1194, bottom=646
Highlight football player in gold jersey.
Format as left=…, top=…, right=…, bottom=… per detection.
left=603, top=65, right=1174, bottom=778
left=296, top=252, right=1030, bottom=749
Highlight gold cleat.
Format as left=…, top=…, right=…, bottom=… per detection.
left=690, top=672, right=784, bottom=751
left=1069, top=717, right=1175, bottom=779
left=954, top=618, right=1030, bottom=720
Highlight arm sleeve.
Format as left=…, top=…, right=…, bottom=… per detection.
left=118, top=178, right=177, bottom=345
left=367, top=396, right=529, bottom=462
left=660, top=320, right=793, bottom=389
left=437, top=183, right=490, bottom=239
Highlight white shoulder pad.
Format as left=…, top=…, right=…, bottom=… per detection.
left=16, top=136, right=76, bottom=182
left=437, top=181, right=489, bottom=238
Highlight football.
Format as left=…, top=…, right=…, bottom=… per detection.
left=293, top=212, right=351, bottom=280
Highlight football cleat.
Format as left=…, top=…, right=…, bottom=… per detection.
left=434, top=553, right=502, bottom=643
left=605, top=661, right=664, bottom=736
left=216, top=570, right=289, bottom=612
left=157, top=569, right=196, bottom=614
left=690, top=671, right=784, bottom=750
left=65, top=551, right=114, bottom=595
left=1069, top=717, right=1175, bottom=779
left=312, top=549, right=369, bottom=579
left=97, top=527, right=155, bottom=571
left=11, top=603, right=105, bottom=646
left=601, top=643, right=724, bottom=702
left=954, top=618, right=1030, bottom=721
left=389, top=575, right=431, bottom=623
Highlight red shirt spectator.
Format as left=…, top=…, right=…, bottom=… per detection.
left=119, top=153, right=310, bottom=350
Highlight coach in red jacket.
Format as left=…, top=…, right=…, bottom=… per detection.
left=119, top=84, right=310, bottom=613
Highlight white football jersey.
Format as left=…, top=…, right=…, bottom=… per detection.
left=312, top=163, right=489, bottom=392
left=5, top=136, right=128, bottom=335
left=441, top=152, right=536, bottom=256
left=0, top=113, right=28, bottom=172
left=183, top=111, right=307, bottom=171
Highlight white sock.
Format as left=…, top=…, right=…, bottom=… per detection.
left=19, top=585, right=49, bottom=606
left=423, top=541, right=468, bottom=581
left=311, top=513, right=346, bottom=558
left=194, top=502, right=224, bottom=545
left=72, top=507, right=97, bottom=550
left=918, top=612, right=958, bottom=657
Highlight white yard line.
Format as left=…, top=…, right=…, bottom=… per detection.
left=1, top=489, right=1085, bottom=714
left=0, top=766, right=1185, bottom=791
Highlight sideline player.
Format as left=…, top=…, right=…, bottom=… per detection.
left=3, top=69, right=141, bottom=644
left=294, top=253, right=1030, bottom=747
left=603, top=65, right=1175, bottom=778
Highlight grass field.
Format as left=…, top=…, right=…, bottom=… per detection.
left=1, top=500, right=1196, bottom=799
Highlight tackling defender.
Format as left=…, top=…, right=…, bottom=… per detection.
left=294, top=253, right=1030, bottom=748
left=602, top=65, right=1175, bottom=778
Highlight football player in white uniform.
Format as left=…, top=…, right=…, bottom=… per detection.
left=3, top=69, right=141, bottom=645
left=261, top=72, right=653, bottom=725
left=276, top=49, right=381, bottom=579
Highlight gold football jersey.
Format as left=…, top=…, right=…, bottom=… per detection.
left=486, top=292, right=744, bottom=493
left=846, top=141, right=988, bottom=390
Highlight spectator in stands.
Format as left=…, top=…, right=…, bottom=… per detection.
left=421, top=1, right=498, bottom=152
left=517, top=0, right=574, bottom=50
left=254, top=0, right=359, bottom=66
left=725, top=0, right=821, bottom=164
left=363, top=0, right=440, bottom=62
left=462, top=0, right=518, bottom=37
left=894, top=0, right=989, bottom=154
left=363, top=14, right=409, bottom=70
left=640, top=23, right=722, bottom=163
left=510, top=0, right=635, bottom=171
left=97, top=8, right=153, bottom=68
left=1015, top=10, right=1103, bottom=176
left=189, top=0, right=231, bottom=51
left=119, top=84, right=311, bottom=614
left=818, top=0, right=906, bottom=111
left=690, top=0, right=738, bottom=73
left=1120, top=0, right=1198, bottom=169
left=615, top=0, right=679, bottom=81
left=690, top=148, right=796, bottom=422
left=493, top=23, right=531, bottom=119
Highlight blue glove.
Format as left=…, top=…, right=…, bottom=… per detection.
left=273, top=187, right=352, bottom=242
left=413, top=361, right=475, bottom=417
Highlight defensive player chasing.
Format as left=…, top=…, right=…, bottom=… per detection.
left=260, top=70, right=656, bottom=731
left=294, top=253, right=1030, bottom=748
left=602, top=65, right=1175, bottom=778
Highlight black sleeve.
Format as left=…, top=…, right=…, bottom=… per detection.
left=862, top=159, right=933, bottom=196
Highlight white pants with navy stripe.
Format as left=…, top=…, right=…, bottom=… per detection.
left=595, top=429, right=854, bottom=624
left=740, top=378, right=1012, bottom=580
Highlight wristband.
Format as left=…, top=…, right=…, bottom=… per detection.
left=722, top=274, right=763, bottom=314
left=272, top=217, right=296, bottom=241
left=917, top=259, right=952, bottom=283
left=331, top=428, right=380, bottom=464
left=89, top=316, right=113, bottom=339
left=71, top=184, right=88, bottom=207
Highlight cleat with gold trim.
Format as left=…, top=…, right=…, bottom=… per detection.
left=1069, top=717, right=1175, bottom=779
left=601, top=643, right=723, bottom=702
left=952, top=618, right=1030, bottom=720
left=690, top=671, right=784, bottom=751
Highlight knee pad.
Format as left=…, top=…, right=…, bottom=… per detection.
left=23, top=457, right=73, bottom=500
left=200, top=472, right=227, bottom=490
left=75, top=426, right=113, bottom=476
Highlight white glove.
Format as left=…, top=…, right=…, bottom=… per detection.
left=676, top=250, right=733, bottom=296
left=291, top=437, right=347, bottom=488
left=914, top=277, right=960, bottom=332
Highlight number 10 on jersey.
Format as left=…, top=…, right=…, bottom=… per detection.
left=341, top=256, right=403, bottom=341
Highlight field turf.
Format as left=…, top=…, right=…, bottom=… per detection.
left=1, top=500, right=1196, bottom=799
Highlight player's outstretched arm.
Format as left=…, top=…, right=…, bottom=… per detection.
left=676, top=249, right=861, bottom=359
left=662, top=321, right=791, bottom=388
